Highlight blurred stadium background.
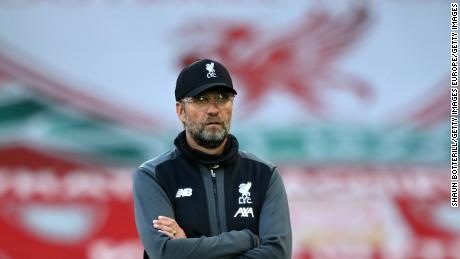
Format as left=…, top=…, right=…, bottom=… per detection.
left=0, top=0, right=455, bottom=258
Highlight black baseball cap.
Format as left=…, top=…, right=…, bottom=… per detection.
left=175, top=58, right=237, bottom=101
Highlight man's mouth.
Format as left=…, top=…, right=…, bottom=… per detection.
left=206, top=121, right=222, bottom=126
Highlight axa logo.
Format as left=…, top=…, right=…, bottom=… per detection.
left=205, top=62, right=216, bottom=78
left=238, top=182, right=252, bottom=204
left=175, top=188, right=193, bottom=198
left=233, top=207, right=254, bottom=218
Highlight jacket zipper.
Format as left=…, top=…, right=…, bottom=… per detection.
left=209, top=164, right=221, bottom=234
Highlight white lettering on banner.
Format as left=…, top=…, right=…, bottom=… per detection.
left=233, top=207, right=254, bottom=218
left=88, top=239, right=143, bottom=259
left=282, top=167, right=448, bottom=199
left=304, top=240, right=460, bottom=259
left=0, top=168, right=132, bottom=201
left=175, top=188, right=193, bottom=198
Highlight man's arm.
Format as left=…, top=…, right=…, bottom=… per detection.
left=236, top=168, right=292, bottom=259
left=132, top=168, right=258, bottom=259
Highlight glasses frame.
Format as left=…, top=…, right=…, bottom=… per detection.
left=180, top=92, right=235, bottom=111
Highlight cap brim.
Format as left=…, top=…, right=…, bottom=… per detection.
left=184, top=82, right=237, bottom=98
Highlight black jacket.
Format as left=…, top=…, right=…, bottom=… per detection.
left=132, top=131, right=292, bottom=258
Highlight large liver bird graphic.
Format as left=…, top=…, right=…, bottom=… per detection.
left=177, top=4, right=373, bottom=116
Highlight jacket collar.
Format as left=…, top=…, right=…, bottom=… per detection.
left=174, top=130, right=239, bottom=166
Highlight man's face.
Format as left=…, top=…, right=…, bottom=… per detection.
left=177, top=89, right=234, bottom=149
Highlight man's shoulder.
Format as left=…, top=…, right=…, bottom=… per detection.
left=238, top=150, right=276, bottom=171
left=138, top=149, right=179, bottom=173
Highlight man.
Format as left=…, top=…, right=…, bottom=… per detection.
left=132, top=58, right=292, bottom=259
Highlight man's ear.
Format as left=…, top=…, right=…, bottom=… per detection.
left=176, top=102, right=186, bottom=123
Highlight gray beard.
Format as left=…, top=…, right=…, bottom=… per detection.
left=184, top=114, right=230, bottom=149
left=190, top=126, right=228, bottom=149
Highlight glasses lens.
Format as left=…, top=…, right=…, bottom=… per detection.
left=216, top=93, right=233, bottom=104
left=192, top=95, right=210, bottom=106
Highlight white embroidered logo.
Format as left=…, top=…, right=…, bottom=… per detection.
left=206, top=62, right=217, bottom=78
left=238, top=182, right=252, bottom=204
left=175, top=188, right=193, bottom=198
left=233, top=207, right=254, bottom=218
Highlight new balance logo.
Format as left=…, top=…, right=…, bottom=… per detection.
left=233, top=207, right=254, bottom=218
left=176, top=188, right=193, bottom=198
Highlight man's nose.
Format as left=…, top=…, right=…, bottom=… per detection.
left=206, top=100, right=220, bottom=114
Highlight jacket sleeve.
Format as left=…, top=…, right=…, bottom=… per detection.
left=132, top=168, right=258, bottom=259
left=236, top=168, right=292, bottom=259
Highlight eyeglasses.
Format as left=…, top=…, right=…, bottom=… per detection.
left=181, top=92, right=235, bottom=111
